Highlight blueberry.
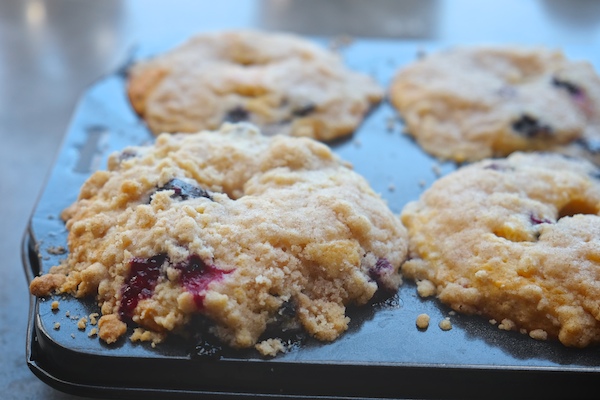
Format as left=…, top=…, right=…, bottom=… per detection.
left=224, top=106, right=250, bottom=123
left=529, top=213, right=552, bottom=225
left=155, top=178, right=212, bottom=201
left=292, top=103, right=316, bottom=117
left=552, top=77, right=583, bottom=97
left=368, top=258, right=396, bottom=293
left=512, top=115, right=553, bottom=138
left=120, top=253, right=167, bottom=319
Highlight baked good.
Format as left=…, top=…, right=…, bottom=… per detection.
left=401, top=151, right=600, bottom=347
left=30, top=123, right=408, bottom=349
left=389, top=46, right=600, bottom=163
left=127, top=30, right=383, bottom=141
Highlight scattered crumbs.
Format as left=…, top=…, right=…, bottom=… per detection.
left=255, top=338, right=287, bottom=357
left=489, top=319, right=497, bottom=325
left=88, top=328, right=98, bottom=338
left=130, top=327, right=166, bottom=345
left=431, top=163, right=442, bottom=177
left=353, top=139, right=362, bottom=148
left=498, top=318, right=515, bottom=331
left=47, top=246, right=67, bottom=255
left=89, top=312, right=100, bottom=325
left=386, top=116, right=396, bottom=132
left=416, top=279, right=436, bottom=297
left=388, top=183, right=396, bottom=192
left=416, top=313, right=430, bottom=330
left=529, top=329, right=548, bottom=341
left=53, top=322, right=61, bottom=330
left=448, top=310, right=456, bottom=316
left=439, top=317, right=452, bottom=331
left=77, top=317, right=88, bottom=330
left=51, top=301, right=60, bottom=311
left=328, top=35, right=355, bottom=51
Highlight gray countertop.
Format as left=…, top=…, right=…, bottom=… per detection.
left=2, top=1, right=600, bottom=399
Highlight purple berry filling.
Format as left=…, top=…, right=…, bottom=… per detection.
left=368, top=258, right=395, bottom=292
left=119, top=253, right=230, bottom=318
left=155, top=178, right=212, bottom=201
left=224, top=106, right=250, bottom=123
left=529, top=213, right=553, bottom=225
left=512, top=115, right=553, bottom=138
left=120, top=254, right=167, bottom=319
left=174, top=255, right=231, bottom=310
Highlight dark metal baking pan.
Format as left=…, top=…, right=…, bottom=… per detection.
left=23, top=38, right=600, bottom=399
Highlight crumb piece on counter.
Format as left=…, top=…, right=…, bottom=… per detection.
left=88, top=328, right=98, bottom=338
left=416, top=313, right=430, bottom=330
left=416, top=279, right=436, bottom=297
left=53, top=322, right=60, bottom=330
left=89, top=312, right=99, bottom=325
left=255, top=338, right=287, bottom=357
left=47, top=245, right=66, bottom=255
left=529, top=329, right=548, bottom=341
left=431, top=163, right=442, bottom=177
left=77, top=317, right=88, bottom=330
left=498, top=318, right=515, bottom=331
left=439, top=317, right=452, bottom=331
left=130, top=327, right=166, bottom=345
left=51, top=301, right=59, bottom=311
left=386, top=117, right=396, bottom=132
left=489, top=319, right=497, bottom=325
left=98, top=314, right=127, bottom=344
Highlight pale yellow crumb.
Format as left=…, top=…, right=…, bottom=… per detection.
left=88, top=328, right=98, bottom=337
left=89, top=312, right=100, bottom=325
left=498, top=318, right=515, bottom=331
left=439, top=317, right=452, bottom=331
left=416, top=313, right=430, bottom=329
left=77, top=317, right=88, bottom=330
left=529, top=329, right=548, bottom=340
left=255, top=338, right=287, bottom=357
left=53, top=322, right=60, bottom=330
left=51, top=301, right=59, bottom=310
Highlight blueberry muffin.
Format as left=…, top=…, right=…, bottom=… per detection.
left=127, top=30, right=383, bottom=141
left=30, top=123, right=408, bottom=349
left=390, top=46, right=600, bottom=163
left=401, top=151, right=600, bottom=347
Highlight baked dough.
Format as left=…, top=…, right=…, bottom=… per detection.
left=30, top=123, right=408, bottom=348
left=401, top=151, right=600, bottom=347
left=390, top=46, right=600, bottom=163
left=127, top=30, right=383, bottom=141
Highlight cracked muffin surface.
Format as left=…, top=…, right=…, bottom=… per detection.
left=127, top=29, right=383, bottom=141
left=401, top=152, right=600, bottom=347
left=30, top=123, right=408, bottom=348
left=390, top=46, right=600, bottom=163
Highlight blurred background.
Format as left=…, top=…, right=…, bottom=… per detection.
left=1, top=0, right=600, bottom=398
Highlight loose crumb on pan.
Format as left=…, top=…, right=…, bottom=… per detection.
left=416, top=313, right=430, bottom=329
left=53, top=322, right=60, bottom=330
left=439, top=317, right=452, bottom=331
left=77, top=317, right=88, bottom=330
left=130, top=327, right=166, bottom=346
left=51, top=300, right=59, bottom=311
left=89, top=312, right=100, bottom=325
left=498, top=318, right=516, bottom=331
left=255, top=338, right=287, bottom=357
left=88, top=328, right=98, bottom=338
left=529, top=329, right=548, bottom=341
